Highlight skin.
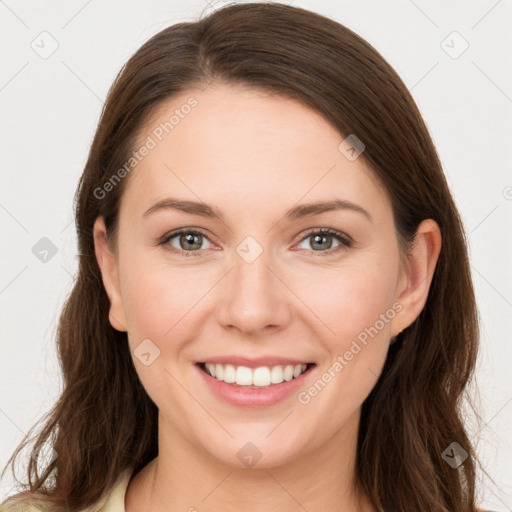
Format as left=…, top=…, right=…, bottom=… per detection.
left=93, top=82, right=441, bottom=512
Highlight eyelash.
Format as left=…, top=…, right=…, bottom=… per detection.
left=158, top=227, right=353, bottom=257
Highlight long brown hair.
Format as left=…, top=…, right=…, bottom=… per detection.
left=1, top=3, right=486, bottom=511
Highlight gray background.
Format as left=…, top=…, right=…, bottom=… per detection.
left=1, top=0, right=511, bottom=509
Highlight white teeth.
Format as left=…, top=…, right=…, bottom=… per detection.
left=235, top=366, right=253, bottom=386
left=215, top=364, right=224, bottom=381
left=224, top=364, right=236, bottom=383
left=203, top=362, right=310, bottom=386
left=205, top=363, right=215, bottom=377
left=283, top=365, right=294, bottom=381
left=270, top=365, right=284, bottom=384
left=253, top=367, right=271, bottom=386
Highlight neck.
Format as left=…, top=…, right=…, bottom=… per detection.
left=126, top=409, right=375, bottom=512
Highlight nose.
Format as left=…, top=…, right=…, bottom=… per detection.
left=216, top=241, right=292, bottom=336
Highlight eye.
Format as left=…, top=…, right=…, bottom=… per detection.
left=159, top=228, right=215, bottom=256
left=158, top=227, right=352, bottom=257
left=295, top=228, right=352, bottom=256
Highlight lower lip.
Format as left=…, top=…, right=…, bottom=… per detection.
left=195, top=363, right=315, bottom=408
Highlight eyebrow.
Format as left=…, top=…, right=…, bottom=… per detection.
left=142, top=197, right=372, bottom=223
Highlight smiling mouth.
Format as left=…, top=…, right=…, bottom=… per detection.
left=197, top=362, right=316, bottom=388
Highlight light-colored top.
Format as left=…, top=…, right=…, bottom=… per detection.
left=95, top=470, right=132, bottom=511
left=0, top=471, right=132, bottom=512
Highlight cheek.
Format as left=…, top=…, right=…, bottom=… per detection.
left=119, top=254, right=216, bottom=346
left=294, top=256, right=398, bottom=344
left=118, top=256, right=211, bottom=407
left=293, top=265, right=397, bottom=423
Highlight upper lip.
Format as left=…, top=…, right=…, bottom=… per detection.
left=197, top=356, right=314, bottom=368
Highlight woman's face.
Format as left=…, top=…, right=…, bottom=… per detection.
left=94, top=83, right=425, bottom=468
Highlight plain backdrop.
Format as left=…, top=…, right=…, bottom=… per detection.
left=1, top=0, right=511, bottom=509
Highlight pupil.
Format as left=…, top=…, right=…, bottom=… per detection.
left=182, top=233, right=201, bottom=250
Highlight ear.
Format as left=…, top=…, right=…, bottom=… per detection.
left=391, top=219, right=442, bottom=336
left=93, top=216, right=128, bottom=332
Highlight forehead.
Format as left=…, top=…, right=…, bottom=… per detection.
left=121, top=84, right=390, bottom=223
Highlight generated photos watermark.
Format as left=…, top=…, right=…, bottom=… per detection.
left=93, top=97, right=198, bottom=200
left=297, top=301, right=403, bottom=405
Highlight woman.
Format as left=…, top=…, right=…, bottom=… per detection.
left=1, top=2, right=494, bottom=511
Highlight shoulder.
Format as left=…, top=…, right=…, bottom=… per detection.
left=0, top=492, right=46, bottom=512
left=0, top=499, right=44, bottom=512
left=95, top=469, right=132, bottom=511
left=0, top=470, right=133, bottom=512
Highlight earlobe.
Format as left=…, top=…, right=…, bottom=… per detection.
left=392, top=219, right=442, bottom=335
left=93, top=216, right=128, bottom=332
